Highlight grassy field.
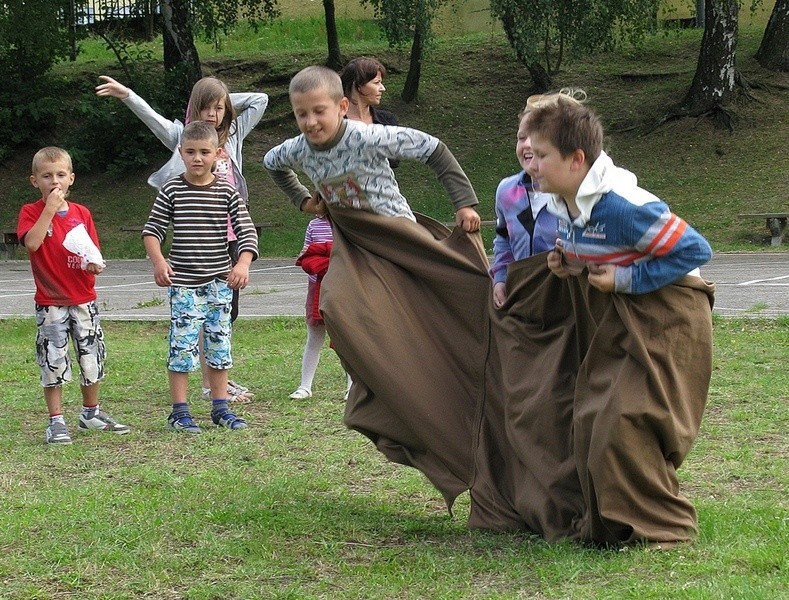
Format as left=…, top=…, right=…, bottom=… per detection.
left=0, top=18, right=787, bottom=599
left=0, top=316, right=786, bottom=599
left=0, top=22, right=787, bottom=260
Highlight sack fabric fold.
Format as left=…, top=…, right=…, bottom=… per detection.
left=321, top=206, right=715, bottom=545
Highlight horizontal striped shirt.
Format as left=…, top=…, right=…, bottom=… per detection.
left=142, top=175, right=258, bottom=287
left=299, top=216, right=334, bottom=284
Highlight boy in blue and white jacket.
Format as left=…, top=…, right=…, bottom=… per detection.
left=525, top=99, right=712, bottom=294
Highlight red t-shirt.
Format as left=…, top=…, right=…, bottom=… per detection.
left=17, top=200, right=100, bottom=306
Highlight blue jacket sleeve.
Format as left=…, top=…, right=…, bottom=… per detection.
left=615, top=202, right=712, bottom=294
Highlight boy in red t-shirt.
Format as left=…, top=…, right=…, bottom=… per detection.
left=17, top=147, right=130, bottom=445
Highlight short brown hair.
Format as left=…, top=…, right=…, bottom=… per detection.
left=31, top=146, right=73, bottom=175
left=289, top=65, right=344, bottom=102
left=519, top=88, right=587, bottom=119
left=525, top=98, right=603, bottom=164
left=182, top=120, right=219, bottom=146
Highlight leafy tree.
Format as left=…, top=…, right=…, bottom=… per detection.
left=190, top=0, right=280, bottom=47
left=755, top=0, right=788, bottom=71
left=161, top=0, right=203, bottom=104
left=0, top=0, right=72, bottom=158
left=150, top=0, right=279, bottom=111
left=362, top=0, right=448, bottom=102
left=489, top=0, right=660, bottom=91
left=0, top=0, right=70, bottom=84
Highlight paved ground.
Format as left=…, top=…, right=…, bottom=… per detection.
left=0, top=252, right=787, bottom=319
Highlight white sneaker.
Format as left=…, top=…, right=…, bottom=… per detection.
left=289, top=386, right=312, bottom=399
left=45, top=421, right=72, bottom=445
left=79, top=410, right=130, bottom=434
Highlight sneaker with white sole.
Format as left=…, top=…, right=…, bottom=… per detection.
left=79, top=410, right=131, bottom=434
left=211, top=409, right=248, bottom=430
left=289, top=386, right=312, bottom=399
left=45, top=421, right=72, bottom=445
left=167, top=411, right=202, bottom=434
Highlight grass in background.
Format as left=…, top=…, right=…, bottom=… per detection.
left=1, top=23, right=787, bottom=259
left=0, top=317, right=786, bottom=598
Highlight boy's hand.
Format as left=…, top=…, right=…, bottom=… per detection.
left=227, top=262, right=250, bottom=290
left=456, top=207, right=481, bottom=232
left=547, top=249, right=572, bottom=279
left=492, top=282, right=507, bottom=309
left=95, top=75, right=130, bottom=100
left=45, top=188, right=67, bottom=212
left=587, top=263, right=616, bottom=293
left=85, top=262, right=104, bottom=275
left=300, top=194, right=325, bottom=216
left=151, top=258, right=174, bottom=287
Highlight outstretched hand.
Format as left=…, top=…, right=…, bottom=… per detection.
left=95, top=75, right=130, bottom=100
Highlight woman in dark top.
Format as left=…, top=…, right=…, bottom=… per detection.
left=340, top=57, right=399, bottom=127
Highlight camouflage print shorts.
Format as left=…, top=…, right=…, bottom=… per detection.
left=35, top=301, right=106, bottom=388
left=167, top=280, right=233, bottom=373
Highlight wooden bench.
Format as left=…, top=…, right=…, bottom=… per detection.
left=739, top=212, right=788, bottom=246
left=1, top=229, right=20, bottom=259
left=122, top=222, right=275, bottom=237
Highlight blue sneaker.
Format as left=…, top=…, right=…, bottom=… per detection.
left=211, top=409, right=247, bottom=430
left=167, top=411, right=202, bottom=434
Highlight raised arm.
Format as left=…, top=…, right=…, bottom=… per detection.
left=230, top=92, right=269, bottom=141
left=96, top=75, right=183, bottom=151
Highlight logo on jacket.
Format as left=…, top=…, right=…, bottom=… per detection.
left=582, top=222, right=606, bottom=240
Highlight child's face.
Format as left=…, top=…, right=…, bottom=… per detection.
left=179, top=137, right=219, bottom=183
left=291, top=87, right=349, bottom=146
left=199, top=99, right=226, bottom=130
left=526, top=133, right=578, bottom=196
left=30, top=159, right=75, bottom=198
left=516, top=116, right=534, bottom=173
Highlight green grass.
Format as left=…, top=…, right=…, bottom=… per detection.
left=1, top=23, right=787, bottom=260
left=0, top=316, right=786, bottom=598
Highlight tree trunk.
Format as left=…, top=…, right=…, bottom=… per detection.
left=323, top=0, right=343, bottom=70
left=161, top=0, right=202, bottom=106
left=526, top=62, right=553, bottom=92
left=680, top=0, right=738, bottom=115
left=401, top=1, right=428, bottom=103
left=755, top=0, right=789, bottom=72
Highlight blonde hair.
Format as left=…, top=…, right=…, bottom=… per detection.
left=289, top=66, right=344, bottom=102
left=520, top=88, right=587, bottom=118
left=31, top=146, right=73, bottom=175
left=187, top=77, right=236, bottom=147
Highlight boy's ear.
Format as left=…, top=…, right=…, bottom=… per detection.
left=570, top=149, right=587, bottom=171
left=29, top=175, right=38, bottom=189
left=339, top=96, right=350, bottom=115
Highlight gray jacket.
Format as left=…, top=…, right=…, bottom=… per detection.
left=122, top=89, right=269, bottom=201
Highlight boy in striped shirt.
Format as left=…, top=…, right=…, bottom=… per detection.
left=142, top=121, right=258, bottom=433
